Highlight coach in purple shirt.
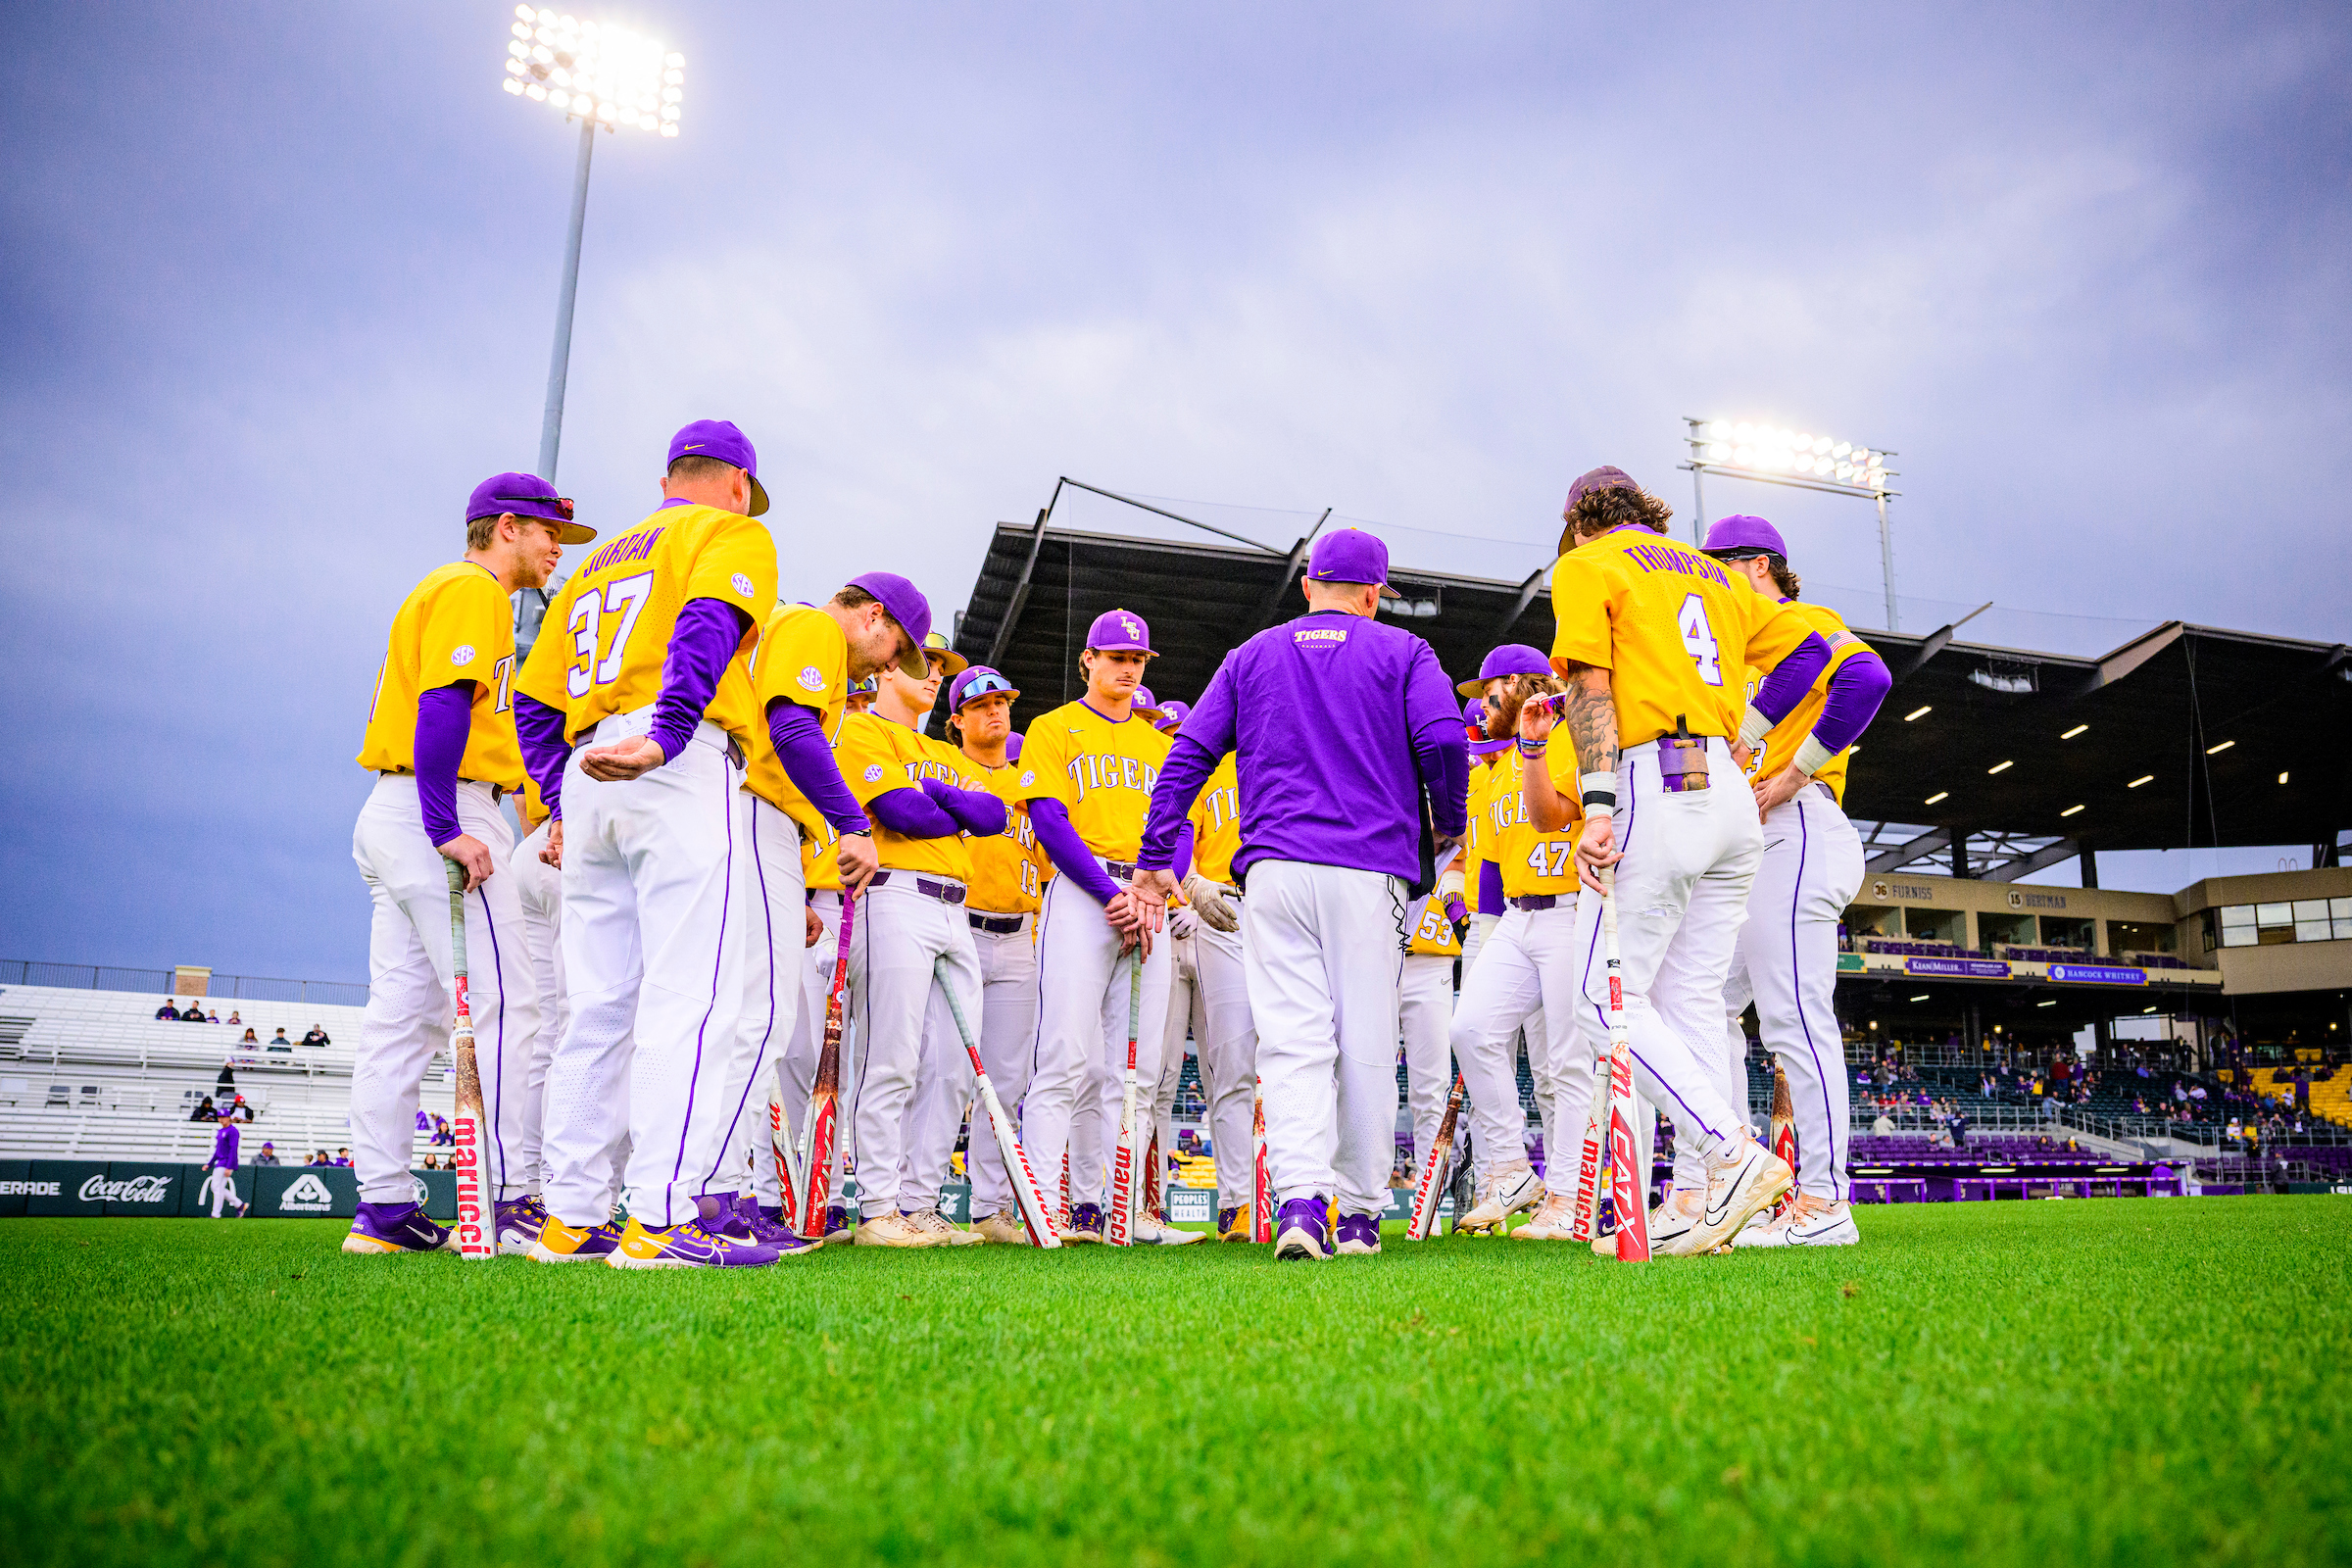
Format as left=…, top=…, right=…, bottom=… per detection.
left=1136, top=528, right=1467, bottom=1260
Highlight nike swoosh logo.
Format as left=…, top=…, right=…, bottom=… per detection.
left=1704, top=1154, right=1757, bottom=1222
left=682, top=442, right=705, bottom=450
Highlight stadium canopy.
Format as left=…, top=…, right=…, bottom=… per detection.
left=943, top=480, right=2350, bottom=874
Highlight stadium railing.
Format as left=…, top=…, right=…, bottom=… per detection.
left=0, top=960, right=368, bottom=1008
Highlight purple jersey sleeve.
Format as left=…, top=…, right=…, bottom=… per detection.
left=1751, top=630, right=1833, bottom=726
left=515, top=692, right=571, bottom=821
left=1030, top=798, right=1122, bottom=904
left=1478, top=859, right=1505, bottom=916
left=414, top=683, right=473, bottom=846
left=1812, top=648, right=1891, bottom=754
left=767, top=699, right=870, bottom=834
left=649, top=599, right=755, bottom=760
left=870, top=785, right=961, bottom=839
left=921, top=776, right=1008, bottom=838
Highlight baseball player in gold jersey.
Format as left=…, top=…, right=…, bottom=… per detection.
left=513, top=419, right=793, bottom=1268
left=943, top=665, right=1058, bottom=1245
left=1544, top=466, right=1830, bottom=1256
left=344, top=471, right=576, bottom=1256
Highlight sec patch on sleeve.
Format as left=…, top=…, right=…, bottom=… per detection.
left=732, top=572, right=756, bottom=596
left=797, top=666, right=826, bottom=692
left=451, top=645, right=477, bottom=666
left=863, top=763, right=886, bottom=783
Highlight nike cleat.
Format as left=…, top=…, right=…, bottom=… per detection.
left=1646, top=1188, right=1706, bottom=1252
left=1275, top=1196, right=1333, bottom=1261
left=1133, top=1217, right=1206, bottom=1247
left=1739, top=1196, right=1860, bottom=1249
left=1665, top=1134, right=1793, bottom=1257
left=1333, top=1212, right=1383, bottom=1254
left=1513, top=1192, right=1581, bottom=1241
left=822, top=1204, right=854, bottom=1241
left=342, top=1200, right=457, bottom=1254
left=528, top=1214, right=626, bottom=1262
left=1217, top=1205, right=1251, bottom=1242
left=906, top=1208, right=986, bottom=1247
left=495, top=1194, right=550, bottom=1255
left=970, top=1209, right=1030, bottom=1245
left=608, top=1214, right=782, bottom=1268
left=1459, top=1164, right=1542, bottom=1231
left=1061, top=1202, right=1104, bottom=1244
left=853, top=1212, right=942, bottom=1248
left=739, top=1196, right=825, bottom=1256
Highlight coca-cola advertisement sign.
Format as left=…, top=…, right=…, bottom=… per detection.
left=79, top=1173, right=174, bottom=1205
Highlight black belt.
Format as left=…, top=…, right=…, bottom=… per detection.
left=1509, top=894, right=1562, bottom=912
left=969, top=912, right=1026, bottom=935
left=869, top=871, right=966, bottom=906
left=1100, top=858, right=1139, bottom=880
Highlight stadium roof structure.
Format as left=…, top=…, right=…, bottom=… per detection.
left=943, top=481, right=2351, bottom=876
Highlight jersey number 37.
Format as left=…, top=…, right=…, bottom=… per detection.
left=565, top=572, right=655, bottom=700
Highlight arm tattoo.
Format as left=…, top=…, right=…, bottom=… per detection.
left=1563, top=667, right=1618, bottom=778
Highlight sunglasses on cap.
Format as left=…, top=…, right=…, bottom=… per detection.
left=957, top=672, right=1017, bottom=706
left=495, top=493, right=577, bottom=520
left=1707, top=547, right=1784, bottom=564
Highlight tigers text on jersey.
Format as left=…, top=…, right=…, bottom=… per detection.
left=838, top=711, right=988, bottom=881
left=1547, top=526, right=1811, bottom=746
left=1015, top=700, right=1171, bottom=861
left=965, top=760, right=1052, bottom=914
left=1463, top=759, right=1502, bottom=914
left=356, top=562, right=524, bottom=788
left=1488, top=748, right=1584, bottom=900
left=1739, top=601, right=1872, bottom=805
left=513, top=501, right=776, bottom=746
left=1188, top=755, right=1242, bottom=885
left=744, top=603, right=853, bottom=833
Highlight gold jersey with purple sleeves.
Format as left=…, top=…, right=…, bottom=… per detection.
left=1548, top=526, right=1811, bottom=744
left=1188, top=755, right=1241, bottom=886
left=743, top=603, right=853, bottom=836
left=963, top=759, right=1052, bottom=915
left=513, top=502, right=776, bottom=746
left=356, top=562, right=523, bottom=788
left=1487, top=748, right=1584, bottom=901
left=1014, top=700, right=1171, bottom=861
left=1737, top=600, right=1872, bottom=805
left=839, top=712, right=991, bottom=881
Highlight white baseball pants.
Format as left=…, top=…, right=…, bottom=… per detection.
left=760, top=889, right=849, bottom=1210
left=351, top=774, right=541, bottom=1205
left=1246, top=858, right=1405, bottom=1217
left=890, top=896, right=986, bottom=1215
left=849, top=877, right=980, bottom=1218
left=202, top=1164, right=242, bottom=1217
left=542, top=712, right=751, bottom=1232
left=1449, top=903, right=1596, bottom=1196
left=1398, top=953, right=1454, bottom=1174
left=1152, top=931, right=1200, bottom=1198
left=959, top=913, right=1040, bottom=1221
left=716, top=795, right=807, bottom=1203
left=1722, top=786, right=1864, bottom=1200
left=1024, top=870, right=1171, bottom=1216
left=1571, top=737, right=1759, bottom=1161
left=1183, top=914, right=1258, bottom=1213
left=508, top=821, right=564, bottom=1196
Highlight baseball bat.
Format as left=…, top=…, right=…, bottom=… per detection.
left=1108, top=951, right=1142, bottom=1247
left=934, top=955, right=1060, bottom=1248
left=1571, top=1036, right=1608, bottom=1245
left=1144, top=1127, right=1162, bottom=1223
left=795, top=891, right=857, bottom=1241
left=1406, top=1072, right=1466, bottom=1240
left=445, top=862, right=495, bottom=1260
left=1597, top=867, right=1650, bottom=1262
left=1250, top=1080, right=1273, bottom=1244
left=1768, top=1057, right=1798, bottom=1220
left=768, top=1086, right=800, bottom=1232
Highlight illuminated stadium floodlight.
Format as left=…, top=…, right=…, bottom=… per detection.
left=1679, top=416, right=1904, bottom=631
left=501, top=7, right=687, bottom=479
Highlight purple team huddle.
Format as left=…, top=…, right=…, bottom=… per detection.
left=340, top=419, right=1889, bottom=1267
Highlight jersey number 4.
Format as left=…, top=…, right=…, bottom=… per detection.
left=1678, top=593, right=1723, bottom=687
left=565, top=572, right=656, bottom=700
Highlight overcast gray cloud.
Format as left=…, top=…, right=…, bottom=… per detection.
left=2, top=2, right=2344, bottom=979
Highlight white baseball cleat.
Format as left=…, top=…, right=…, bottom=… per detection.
left=1458, top=1163, right=1542, bottom=1231
left=1511, top=1192, right=1581, bottom=1241
left=1738, top=1196, right=1860, bottom=1249
left=853, top=1212, right=944, bottom=1248
left=969, top=1209, right=1030, bottom=1246
left=906, top=1208, right=985, bottom=1246
left=1132, top=1217, right=1206, bottom=1246
left=1646, top=1188, right=1706, bottom=1252
left=1662, top=1132, right=1792, bottom=1257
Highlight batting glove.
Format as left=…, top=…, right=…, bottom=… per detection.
left=1182, top=874, right=1239, bottom=933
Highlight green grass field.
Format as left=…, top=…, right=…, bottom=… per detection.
left=3, top=1200, right=2345, bottom=1567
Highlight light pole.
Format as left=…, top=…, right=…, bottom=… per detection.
left=502, top=6, right=685, bottom=481
left=1676, top=417, right=1903, bottom=632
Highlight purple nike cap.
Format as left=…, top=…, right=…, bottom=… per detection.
left=1086, top=609, right=1154, bottom=655
left=1455, top=642, right=1551, bottom=697
left=1305, top=527, right=1400, bottom=598
left=846, top=571, right=933, bottom=678
left=1564, top=465, right=1639, bottom=515
left=667, top=418, right=770, bottom=517
left=467, top=471, right=595, bottom=544
left=949, top=665, right=1019, bottom=711
left=1703, top=514, right=1788, bottom=559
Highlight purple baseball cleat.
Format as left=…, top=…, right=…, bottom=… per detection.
left=342, top=1200, right=457, bottom=1255
left=698, top=1191, right=753, bottom=1241
left=609, top=1214, right=782, bottom=1269
left=822, top=1204, right=854, bottom=1241
left=1275, top=1197, right=1333, bottom=1261
left=1334, top=1212, right=1382, bottom=1255
left=737, top=1195, right=824, bottom=1257
left=495, top=1194, right=550, bottom=1255
left=1062, top=1202, right=1104, bottom=1244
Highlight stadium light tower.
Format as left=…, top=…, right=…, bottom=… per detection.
left=502, top=6, right=685, bottom=480
left=1678, top=417, right=1903, bottom=631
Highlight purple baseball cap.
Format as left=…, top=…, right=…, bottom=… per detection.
left=1086, top=609, right=1155, bottom=656
left=1152, top=699, right=1191, bottom=733
left=847, top=673, right=879, bottom=698
left=1305, top=527, right=1400, bottom=598
left=1004, top=731, right=1024, bottom=762
left=1131, top=685, right=1161, bottom=718
left=1455, top=642, right=1551, bottom=697
left=666, top=419, right=770, bottom=517
left=846, top=571, right=933, bottom=678
left=1703, top=514, right=1788, bottom=560
left=1462, top=697, right=1487, bottom=727
left=949, top=664, right=1019, bottom=711
left=1563, top=465, right=1639, bottom=516
left=466, top=471, right=595, bottom=544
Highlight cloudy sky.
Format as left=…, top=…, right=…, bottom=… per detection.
left=3, top=2, right=2345, bottom=980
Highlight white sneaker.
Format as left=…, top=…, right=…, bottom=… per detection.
left=1647, top=1188, right=1706, bottom=1251
left=853, top=1212, right=943, bottom=1248
left=907, top=1208, right=985, bottom=1246
left=1459, top=1164, right=1542, bottom=1231
left=1740, top=1197, right=1860, bottom=1249
left=1664, top=1133, right=1792, bottom=1257
left=1512, top=1192, right=1580, bottom=1240
left=1131, top=1217, right=1206, bottom=1247
left=970, top=1209, right=1031, bottom=1245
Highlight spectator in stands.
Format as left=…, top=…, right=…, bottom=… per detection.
left=431, top=1116, right=454, bottom=1148
left=240, top=1027, right=260, bottom=1046
left=189, top=1094, right=217, bottom=1122
left=256, top=1142, right=280, bottom=1166
left=155, top=999, right=180, bottom=1020
left=205, top=1006, right=220, bottom=1023
left=1950, top=1110, right=1970, bottom=1148
left=270, top=1027, right=293, bottom=1050
left=226, top=1011, right=242, bottom=1027
left=2295, top=1068, right=2312, bottom=1110
left=333, top=1148, right=352, bottom=1166
left=217, top=1057, right=236, bottom=1093
left=229, top=1095, right=254, bottom=1123
left=1873, top=1109, right=1895, bottom=1137
left=302, top=1024, right=331, bottom=1048
left=181, top=1004, right=209, bottom=1025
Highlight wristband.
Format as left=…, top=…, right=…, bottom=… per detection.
left=1739, top=706, right=1773, bottom=750
left=1791, top=733, right=1836, bottom=778
left=1515, top=736, right=1546, bottom=758
left=1580, top=770, right=1615, bottom=801
left=841, top=827, right=872, bottom=837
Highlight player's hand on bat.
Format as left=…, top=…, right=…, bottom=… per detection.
left=836, top=833, right=880, bottom=894
left=1753, top=764, right=1808, bottom=820
left=1574, top=812, right=1619, bottom=890
left=539, top=819, right=564, bottom=869
left=438, top=833, right=496, bottom=892
left=805, top=906, right=824, bottom=948
left=580, top=735, right=666, bottom=782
